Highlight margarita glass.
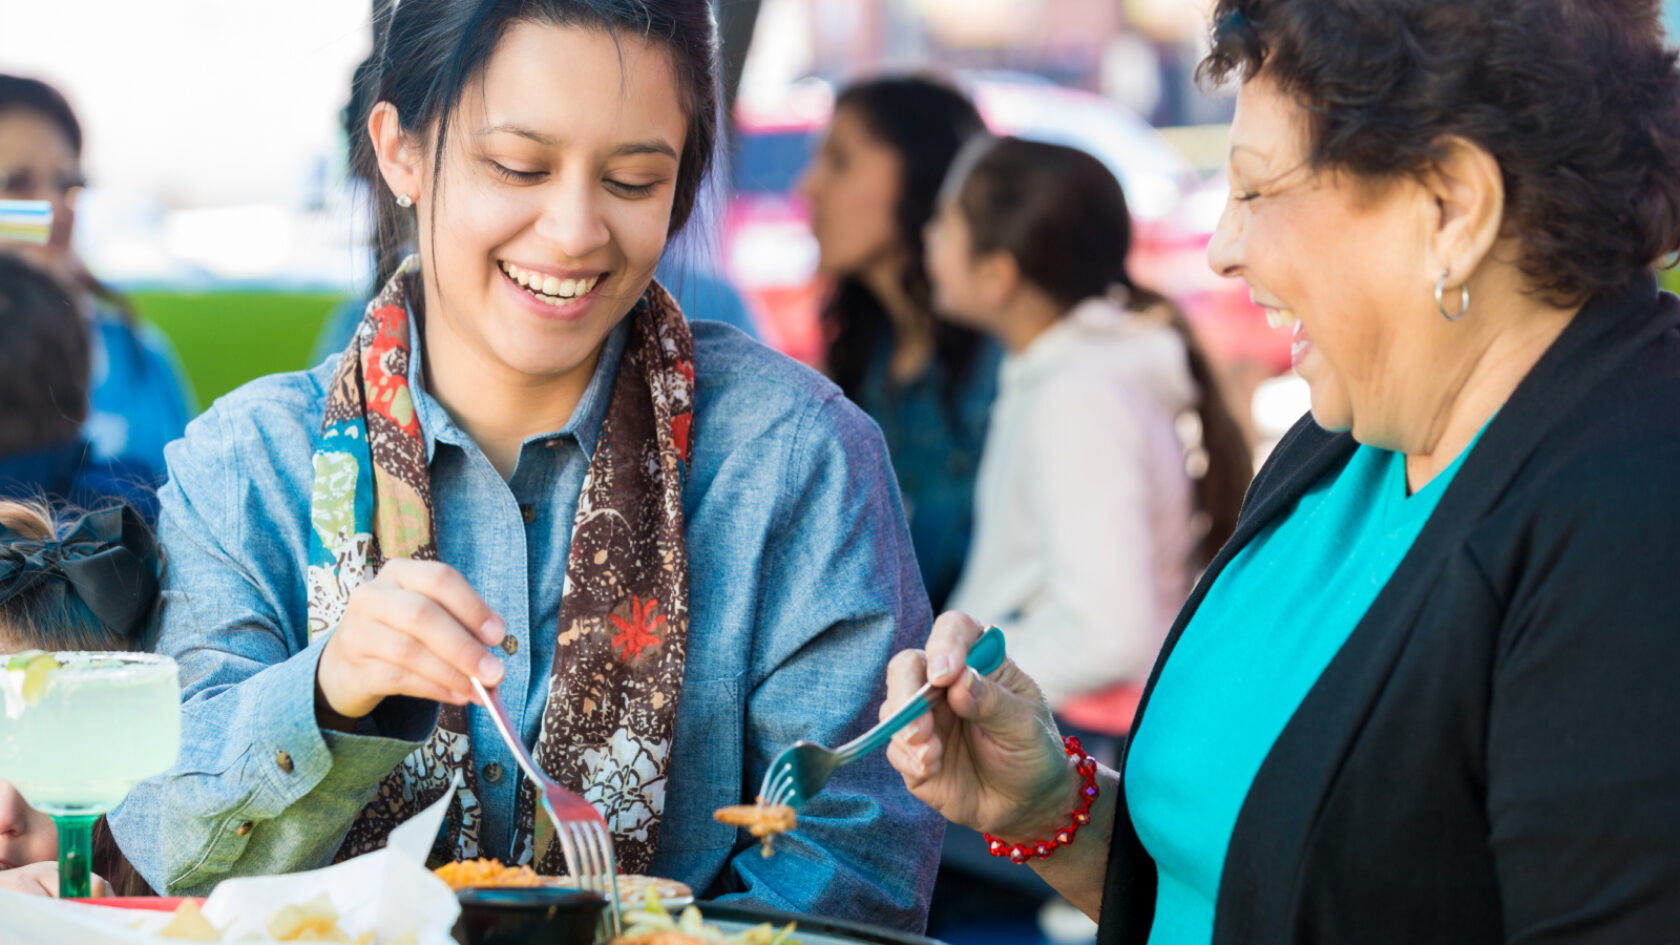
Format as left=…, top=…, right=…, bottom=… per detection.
left=0, top=652, right=180, bottom=897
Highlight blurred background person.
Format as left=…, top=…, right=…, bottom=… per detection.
left=0, top=255, right=162, bottom=520
left=927, top=136, right=1250, bottom=741
left=800, top=76, right=999, bottom=611
left=0, top=75, right=195, bottom=478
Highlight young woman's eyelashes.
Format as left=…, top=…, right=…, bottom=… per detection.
left=481, top=158, right=665, bottom=198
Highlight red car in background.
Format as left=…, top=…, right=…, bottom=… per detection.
left=722, top=74, right=1290, bottom=396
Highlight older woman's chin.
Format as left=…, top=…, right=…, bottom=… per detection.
left=1304, top=385, right=1354, bottom=434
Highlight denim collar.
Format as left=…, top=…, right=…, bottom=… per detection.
left=403, top=306, right=628, bottom=465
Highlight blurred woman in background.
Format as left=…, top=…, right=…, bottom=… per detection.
left=926, top=137, right=1250, bottom=736
left=0, top=74, right=195, bottom=480
left=799, top=76, right=998, bottom=610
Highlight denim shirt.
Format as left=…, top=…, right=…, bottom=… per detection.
left=108, top=317, right=942, bottom=929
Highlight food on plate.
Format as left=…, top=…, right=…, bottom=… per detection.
left=152, top=891, right=415, bottom=943
left=554, top=873, right=693, bottom=907
left=158, top=900, right=221, bottom=941
left=713, top=802, right=797, bottom=857
left=432, top=857, right=543, bottom=890
left=613, top=890, right=799, bottom=945
left=266, top=892, right=363, bottom=942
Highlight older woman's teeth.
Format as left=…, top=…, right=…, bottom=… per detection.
left=500, top=262, right=599, bottom=304
left=1265, top=308, right=1297, bottom=329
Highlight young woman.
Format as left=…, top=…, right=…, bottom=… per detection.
left=106, top=0, right=941, bottom=928
left=0, top=74, right=195, bottom=480
left=798, top=76, right=999, bottom=611
left=925, top=137, right=1250, bottom=733
left=0, top=498, right=158, bottom=898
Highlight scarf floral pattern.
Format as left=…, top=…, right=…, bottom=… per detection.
left=306, top=256, right=695, bottom=873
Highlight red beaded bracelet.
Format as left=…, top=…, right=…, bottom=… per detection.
left=983, top=735, right=1100, bottom=864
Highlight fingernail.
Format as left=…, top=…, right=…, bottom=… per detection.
left=477, top=653, right=504, bottom=684
left=481, top=616, right=505, bottom=645
left=963, top=666, right=981, bottom=696
left=930, top=654, right=952, bottom=680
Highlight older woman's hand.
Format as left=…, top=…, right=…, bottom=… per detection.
left=315, top=559, right=506, bottom=725
left=0, top=861, right=109, bottom=898
left=882, top=612, right=1083, bottom=839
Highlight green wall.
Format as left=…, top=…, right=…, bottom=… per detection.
left=128, top=290, right=347, bottom=410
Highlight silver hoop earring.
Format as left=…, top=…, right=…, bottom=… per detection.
left=1436, top=270, right=1469, bottom=322
left=395, top=193, right=414, bottom=209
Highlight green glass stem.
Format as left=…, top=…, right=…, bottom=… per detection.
left=54, top=813, right=102, bottom=899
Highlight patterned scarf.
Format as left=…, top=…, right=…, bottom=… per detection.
left=306, top=256, right=695, bottom=874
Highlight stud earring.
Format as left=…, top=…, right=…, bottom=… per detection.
left=395, top=193, right=414, bottom=208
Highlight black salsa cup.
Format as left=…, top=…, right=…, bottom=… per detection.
left=452, top=886, right=608, bottom=945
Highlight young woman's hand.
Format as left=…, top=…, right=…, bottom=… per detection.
left=882, top=612, right=1082, bottom=840
left=0, top=861, right=109, bottom=897
left=315, top=559, right=506, bottom=724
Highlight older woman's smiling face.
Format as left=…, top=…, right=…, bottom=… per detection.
left=1207, top=73, right=1440, bottom=441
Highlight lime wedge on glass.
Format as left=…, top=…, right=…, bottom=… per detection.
left=6, top=651, right=61, bottom=706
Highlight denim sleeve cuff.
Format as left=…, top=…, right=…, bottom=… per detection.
left=255, top=631, right=438, bottom=809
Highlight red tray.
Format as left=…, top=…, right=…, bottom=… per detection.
left=78, top=897, right=204, bottom=912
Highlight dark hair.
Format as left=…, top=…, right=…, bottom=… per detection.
left=951, top=137, right=1253, bottom=563
left=1198, top=0, right=1680, bottom=307
left=357, top=0, right=720, bottom=287
left=0, top=500, right=136, bottom=651
left=0, top=74, right=137, bottom=324
left=0, top=74, right=81, bottom=154
left=0, top=255, right=89, bottom=455
left=822, top=76, right=989, bottom=407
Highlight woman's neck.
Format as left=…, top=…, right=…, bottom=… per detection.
left=422, top=316, right=605, bottom=480
left=991, top=288, right=1065, bottom=354
left=860, top=257, right=935, bottom=384
left=1401, top=288, right=1579, bottom=492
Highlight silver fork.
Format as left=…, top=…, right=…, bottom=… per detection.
left=758, top=625, right=1006, bottom=810
left=471, top=677, right=623, bottom=938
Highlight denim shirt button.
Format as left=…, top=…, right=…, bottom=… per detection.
left=500, top=635, right=519, bottom=656
left=275, top=750, right=293, bottom=774
left=520, top=504, right=537, bottom=525
left=235, top=820, right=253, bottom=837
left=483, top=762, right=504, bottom=784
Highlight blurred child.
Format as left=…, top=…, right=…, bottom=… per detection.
left=0, top=254, right=162, bottom=520
left=0, top=497, right=158, bottom=896
left=925, top=136, right=1252, bottom=734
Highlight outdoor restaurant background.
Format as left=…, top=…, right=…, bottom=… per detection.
left=6, top=2, right=1680, bottom=942
left=4, top=0, right=1679, bottom=449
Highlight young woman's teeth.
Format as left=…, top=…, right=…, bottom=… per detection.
left=1264, top=307, right=1298, bottom=329
left=500, top=262, right=599, bottom=304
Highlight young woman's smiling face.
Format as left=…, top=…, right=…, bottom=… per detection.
left=382, top=21, right=688, bottom=387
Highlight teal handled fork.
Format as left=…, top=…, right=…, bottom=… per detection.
left=758, top=625, right=1007, bottom=810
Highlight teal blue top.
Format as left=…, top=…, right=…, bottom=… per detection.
left=1124, top=437, right=1479, bottom=945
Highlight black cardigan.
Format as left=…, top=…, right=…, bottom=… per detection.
left=1097, top=274, right=1680, bottom=944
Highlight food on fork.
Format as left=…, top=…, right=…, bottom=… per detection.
left=712, top=801, right=797, bottom=857
left=433, top=857, right=543, bottom=890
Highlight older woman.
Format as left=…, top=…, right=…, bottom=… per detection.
left=881, top=1, right=1680, bottom=942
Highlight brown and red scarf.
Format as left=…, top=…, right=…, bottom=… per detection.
left=306, top=256, right=695, bottom=874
